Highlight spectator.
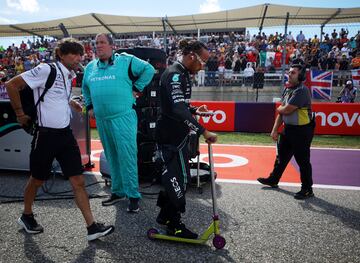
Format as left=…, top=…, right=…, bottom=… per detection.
left=338, top=80, right=357, bottom=103
left=14, top=58, right=24, bottom=75
left=23, top=57, right=32, bottom=71
left=153, top=35, right=161, bottom=48
left=266, top=57, right=276, bottom=73
left=197, top=63, right=205, bottom=87
left=205, top=50, right=218, bottom=85
left=331, top=29, right=338, bottom=39
left=245, top=30, right=251, bottom=42
left=327, top=52, right=337, bottom=70
left=340, top=43, right=351, bottom=58
left=232, top=51, right=241, bottom=73
left=273, top=50, right=282, bottom=69
left=240, top=54, right=248, bottom=71
left=244, top=62, right=255, bottom=86
left=309, top=52, right=319, bottom=70
left=349, top=37, right=357, bottom=52
left=318, top=54, right=328, bottom=70
left=338, top=54, right=350, bottom=86
left=330, top=45, right=340, bottom=57
left=20, top=41, right=27, bottom=50
left=340, top=28, right=349, bottom=39
left=296, top=31, right=306, bottom=43
left=351, top=52, right=360, bottom=69
left=217, top=52, right=225, bottom=87
left=323, top=33, right=330, bottom=42
left=286, top=31, right=294, bottom=42
left=224, top=55, right=233, bottom=85
left=311, top=35, right=320, bottom=45
left=0, top=71, right=8, bottom=99
left=1, top=27, right=359, bottom=88
left=340, top=34, right=349, bottom=48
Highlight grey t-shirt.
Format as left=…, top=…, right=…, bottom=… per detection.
left=282, top=85, right=312, bottom=126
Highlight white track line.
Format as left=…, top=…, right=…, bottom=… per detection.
left=216, top=178, right=360, bottom=191
left=91, top=140, right=360, bottom=151
left=84, top=172, right=360, bottom=191
left=198, top=143, right=360, bottom=151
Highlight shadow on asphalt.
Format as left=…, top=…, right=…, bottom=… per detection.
left=261, top=186, right=360, bottom=232
left=2, top=170, right=238, bottom=262
left=23, top=233, right=55, bottom=263
left=0, top=171, right=109, bottom=206
left=71, top=238, right=237, bottom=263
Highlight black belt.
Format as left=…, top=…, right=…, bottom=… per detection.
left=37, top=125, right=71, bottom=133
left=285, top=123, right=312, bottom=128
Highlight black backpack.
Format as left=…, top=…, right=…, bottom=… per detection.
left=20, top=63, right=57, bottom=134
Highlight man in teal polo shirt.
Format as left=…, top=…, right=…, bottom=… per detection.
left=82, top=33, right=155, bottom=212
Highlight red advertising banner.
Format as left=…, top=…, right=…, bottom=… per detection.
left=90, top=101, right=359, bottom=135
left=275, top=102, right=360, bottom=135
left=90, top=117, right=96, bottom=128
left=312, top=103, right=360, bottom=135
left=191, top=101, right=236, bottom=131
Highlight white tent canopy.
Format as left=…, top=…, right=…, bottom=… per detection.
left=0, top=4, right=359, bottom=37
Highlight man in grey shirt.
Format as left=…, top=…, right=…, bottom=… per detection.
left=257, top=64, right=315, bottom=199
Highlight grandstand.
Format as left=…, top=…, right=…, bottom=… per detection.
left=1, top=4, right=360, bottom=102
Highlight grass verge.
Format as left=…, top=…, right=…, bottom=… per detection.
left=91, top=129, right=360, bottom=149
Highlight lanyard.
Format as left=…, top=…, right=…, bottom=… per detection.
left=56, top=62, right=72, bottom=102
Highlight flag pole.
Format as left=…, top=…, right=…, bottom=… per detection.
left=281, top=12, right=289, bottom=95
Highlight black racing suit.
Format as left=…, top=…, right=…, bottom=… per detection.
left=156, top=62, right=205, bottom=225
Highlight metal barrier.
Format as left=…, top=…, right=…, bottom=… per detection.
left=195, top=70, right=355, bottom=87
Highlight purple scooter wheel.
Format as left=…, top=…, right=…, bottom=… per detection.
left=213, top=235, right=226, bottom=249
left=147, top=228, right=159, bottom=240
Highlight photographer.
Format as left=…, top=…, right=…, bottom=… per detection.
left=338, top=80, right=357, bottom=103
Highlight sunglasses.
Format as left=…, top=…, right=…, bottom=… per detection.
left=193, top=53, right=206, bottom=65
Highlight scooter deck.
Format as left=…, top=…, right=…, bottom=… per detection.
left=150, top=229, right=208, bottom=245
left=148, top=219, right=220, bottom=245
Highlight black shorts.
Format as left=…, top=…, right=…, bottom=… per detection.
left=30, top=126, right=84, bottom=180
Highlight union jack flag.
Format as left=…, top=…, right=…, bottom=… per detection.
left=304, top=69, right=333, bottom=100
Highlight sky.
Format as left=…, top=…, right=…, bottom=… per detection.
left=0, top=0, right=359, bottom=46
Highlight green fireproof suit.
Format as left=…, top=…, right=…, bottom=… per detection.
left=82, top=52, right=155, bottom=198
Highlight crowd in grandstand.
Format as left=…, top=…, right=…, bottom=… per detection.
left=1, top=28, right=360, bottom=90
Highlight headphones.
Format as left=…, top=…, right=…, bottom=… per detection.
left=298, top=66, right=306, bottom=82
left=292, top=64, right=306, bottom=82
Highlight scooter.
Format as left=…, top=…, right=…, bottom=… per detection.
left=147, top=142, right=226, bottom=249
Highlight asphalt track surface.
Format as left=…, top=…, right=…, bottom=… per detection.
left=0, top=145, right=359, bottom=263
